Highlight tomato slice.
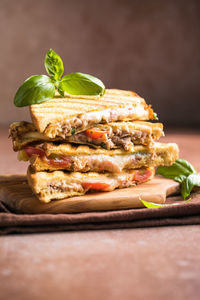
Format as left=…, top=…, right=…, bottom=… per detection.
left=85, top=129, right=106, bottom=139
left=82, top=182, right=110, bottom=191
left=133, top=168, right=153, bottom=183
left=24, top=146, right=45, bottom=158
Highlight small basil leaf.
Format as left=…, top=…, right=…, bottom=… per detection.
left=140, top=197, right=192, bottom=209
left=100, top=142, right=107, bottom=149
left=14, top=75, right=55, bottom=107
left=153, top=112, right=159, bottom=120
left=185, top=197, right=192, bottom=203
left=71, top=127, right=76, bottom=135
left=45, top=49, right=64, bottom=81
left=156, top=158, right=196, bottom=182
left=181, top=174, right=200, bottom=199
left=141, top=199, right=166, bottom=208
left=58, top=72, right=105, bottom=96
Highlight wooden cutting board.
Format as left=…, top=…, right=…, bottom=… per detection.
left=0, top=175, right=180, bottom=214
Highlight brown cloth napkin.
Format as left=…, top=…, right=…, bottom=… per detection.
left=1, top=193, right=200, bottom=235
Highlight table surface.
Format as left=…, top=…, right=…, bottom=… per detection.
left=1, top=128, right=200, bottom=300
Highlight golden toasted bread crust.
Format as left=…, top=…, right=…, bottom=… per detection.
left=29, top=89, right=154, bottom=137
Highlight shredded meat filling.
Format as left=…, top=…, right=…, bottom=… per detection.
left=48, top=182, right=84, bottom=194
left=70, top=129, right=150, bottom=151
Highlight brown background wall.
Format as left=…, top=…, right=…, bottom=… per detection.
left=0, top=0, right=200, bottom=128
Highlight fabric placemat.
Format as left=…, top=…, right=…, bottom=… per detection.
left=1, top=192, right=200, bottom=235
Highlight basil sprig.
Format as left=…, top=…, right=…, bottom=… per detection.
left=156, top=158, right=200, bottom=199
left=14, top=49, right=105, bottom=107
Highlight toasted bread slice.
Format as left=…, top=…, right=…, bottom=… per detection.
left=42, top=142, right=177, bottom=157
left=29, top=89, right=154, bottom=138
left=9, top=121, right=58, bottom=151
left=27, top=166, right=155, bottom=203
left=9, top=121, right=163, bottom=151
left=27, top=142, right=179, bottom=173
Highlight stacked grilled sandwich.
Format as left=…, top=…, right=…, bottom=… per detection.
left=9, top=89, right=179, bottom=203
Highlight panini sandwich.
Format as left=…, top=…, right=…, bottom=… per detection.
left=10, top=88, right=179, bottom=204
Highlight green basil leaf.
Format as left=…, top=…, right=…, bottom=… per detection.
left=71, top=127, right=76, bottom=135
left=173, top=174, right=187, bottom=183
left=45, top=49, right=64, bottom=81
left=185, top=197, right=192, bottom=203
left=14, top=75, right=55, bottom=107
left=181, top=174, right=200, bottom=199
left=156, top=158, right=196, bottom=182
left=58, top=72, right=105, bottom=96
left=153, top=112, right=159, bottom=120
left=141, top=199, right=166, bottom=208
left=100, top=142, right=107, bottom=149
left=141, top=197, right=192, bottom=209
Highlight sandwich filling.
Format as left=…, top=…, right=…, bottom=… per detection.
left=44, top=105, right=153, bottom=139
left=48, top=168, right=153, bottom=193
left=9, top=121, right=162, bottom=151
left=69, top=127, right=151, bottom=151
left=19, top=143, right=178, bottom=173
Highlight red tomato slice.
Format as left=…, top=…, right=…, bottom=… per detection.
left=85, top=129, right=106, bottom=139
left=24, top=146, right=45, bottom=158
left=82, top=182, right=110, bottom=191
left=48, top=156, right=71, bottom=168
left=134, top=168, right=153, bottom=183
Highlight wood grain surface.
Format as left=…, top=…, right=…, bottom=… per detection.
left=0, top=175, right=179, bottom=214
